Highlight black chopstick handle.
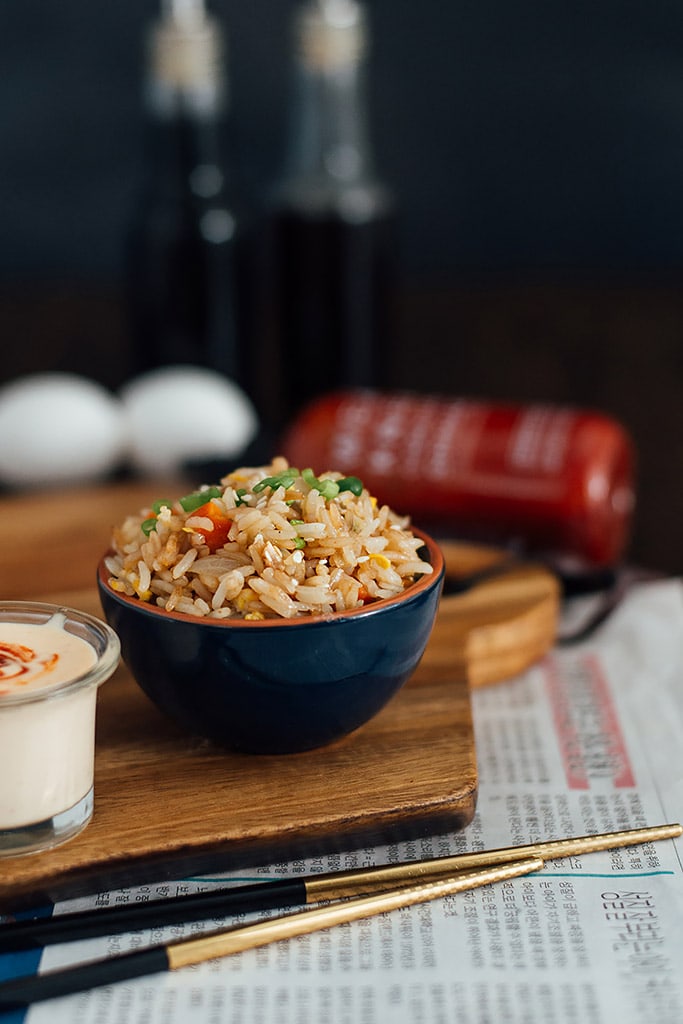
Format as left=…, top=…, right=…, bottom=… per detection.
left=0, top=946, right=170, bottom=1010
left=0, top=878, right=307, bottom=952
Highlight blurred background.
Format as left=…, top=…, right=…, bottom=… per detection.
left=1, top=0, right=683, bottom=572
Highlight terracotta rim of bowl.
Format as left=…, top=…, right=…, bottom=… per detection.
left=97, top=526, right=444, bottom=628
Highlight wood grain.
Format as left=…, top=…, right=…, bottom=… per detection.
left=433, top=541, right=560, bottom=688
left=0, top=480, right=558, bottom=909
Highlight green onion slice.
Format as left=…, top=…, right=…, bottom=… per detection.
left=151, top=498, right=173, bottom=515
left=253, top=468, right=300, bottom=493
left=141, top=517, right=158, bottom=537
left=179, top=486, right=223, bottom=512
left=337, top=476, right=363, bottom=496
left=302, top=467, right=365, bottom=501
left=302, top=467, right=339, bottom=499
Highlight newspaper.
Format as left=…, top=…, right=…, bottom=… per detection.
left=4, top=579, right=683, bottom=1024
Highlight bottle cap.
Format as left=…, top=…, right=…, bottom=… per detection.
left=296, top=0, right=368, bottom=71
left=147, top=0, right=226, bottom=115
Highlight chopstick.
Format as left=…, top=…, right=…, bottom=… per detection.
left=0, top=858, right=543, bottom=1010
left=1, top=823, right=679, bottom=952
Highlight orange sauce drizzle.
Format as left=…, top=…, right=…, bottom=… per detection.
left=0, top=642, right=60, bottom=689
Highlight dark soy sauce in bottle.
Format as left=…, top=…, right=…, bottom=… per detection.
left=258, top=0, right=397, bottom=430
left=126, top=0, right=244, bottom=384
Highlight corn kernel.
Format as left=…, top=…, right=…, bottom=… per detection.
left=235, top=590, right=257, bottom=611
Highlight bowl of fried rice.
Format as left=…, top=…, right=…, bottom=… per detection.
left=97, top=458, right=444, bottom=753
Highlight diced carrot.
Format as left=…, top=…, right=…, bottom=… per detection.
left=191, top=500, right=233, bottom=552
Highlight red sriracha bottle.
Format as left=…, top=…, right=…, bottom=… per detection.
left=280, top=390, right=636, bottom=568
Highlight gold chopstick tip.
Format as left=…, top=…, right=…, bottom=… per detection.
left=168, top=856, right=544, bottom=970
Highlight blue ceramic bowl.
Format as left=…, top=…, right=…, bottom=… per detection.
left=97, top=527, right=444, bottom=754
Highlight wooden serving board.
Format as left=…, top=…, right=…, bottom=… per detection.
left=435, top=540, right=560, bottom=688
left=0, top=481, right=559, bottom=910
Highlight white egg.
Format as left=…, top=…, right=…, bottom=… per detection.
left=0, top=373, right=128, bottom=488
left=120, top=365, right=258, bottom=475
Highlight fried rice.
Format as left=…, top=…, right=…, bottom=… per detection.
left=104, top=457, right=433, bottom=620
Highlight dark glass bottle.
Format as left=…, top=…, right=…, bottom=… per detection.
left=126, top=0, right=244, bottom=384
left=258, top=0, right=397, bottom=430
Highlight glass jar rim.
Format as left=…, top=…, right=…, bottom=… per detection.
left=0, top=601, right=120, bottom=707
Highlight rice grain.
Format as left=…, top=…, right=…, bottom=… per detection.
left=105, top=459, right=433, bottom=620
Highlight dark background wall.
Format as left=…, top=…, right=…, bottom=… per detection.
left=2, top=1, right=683, bottom=571
left=4, top=1, right=683, bottom=281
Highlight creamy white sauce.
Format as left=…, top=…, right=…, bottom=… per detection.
left=0, top=620, right=96, bottom=697
left=0, top=615, right=99, bottom=831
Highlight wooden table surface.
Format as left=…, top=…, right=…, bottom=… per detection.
left=0, top=478, right=559, bottom=909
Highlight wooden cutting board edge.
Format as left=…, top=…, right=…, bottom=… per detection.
left=434, top=539, right=560, bottom=687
